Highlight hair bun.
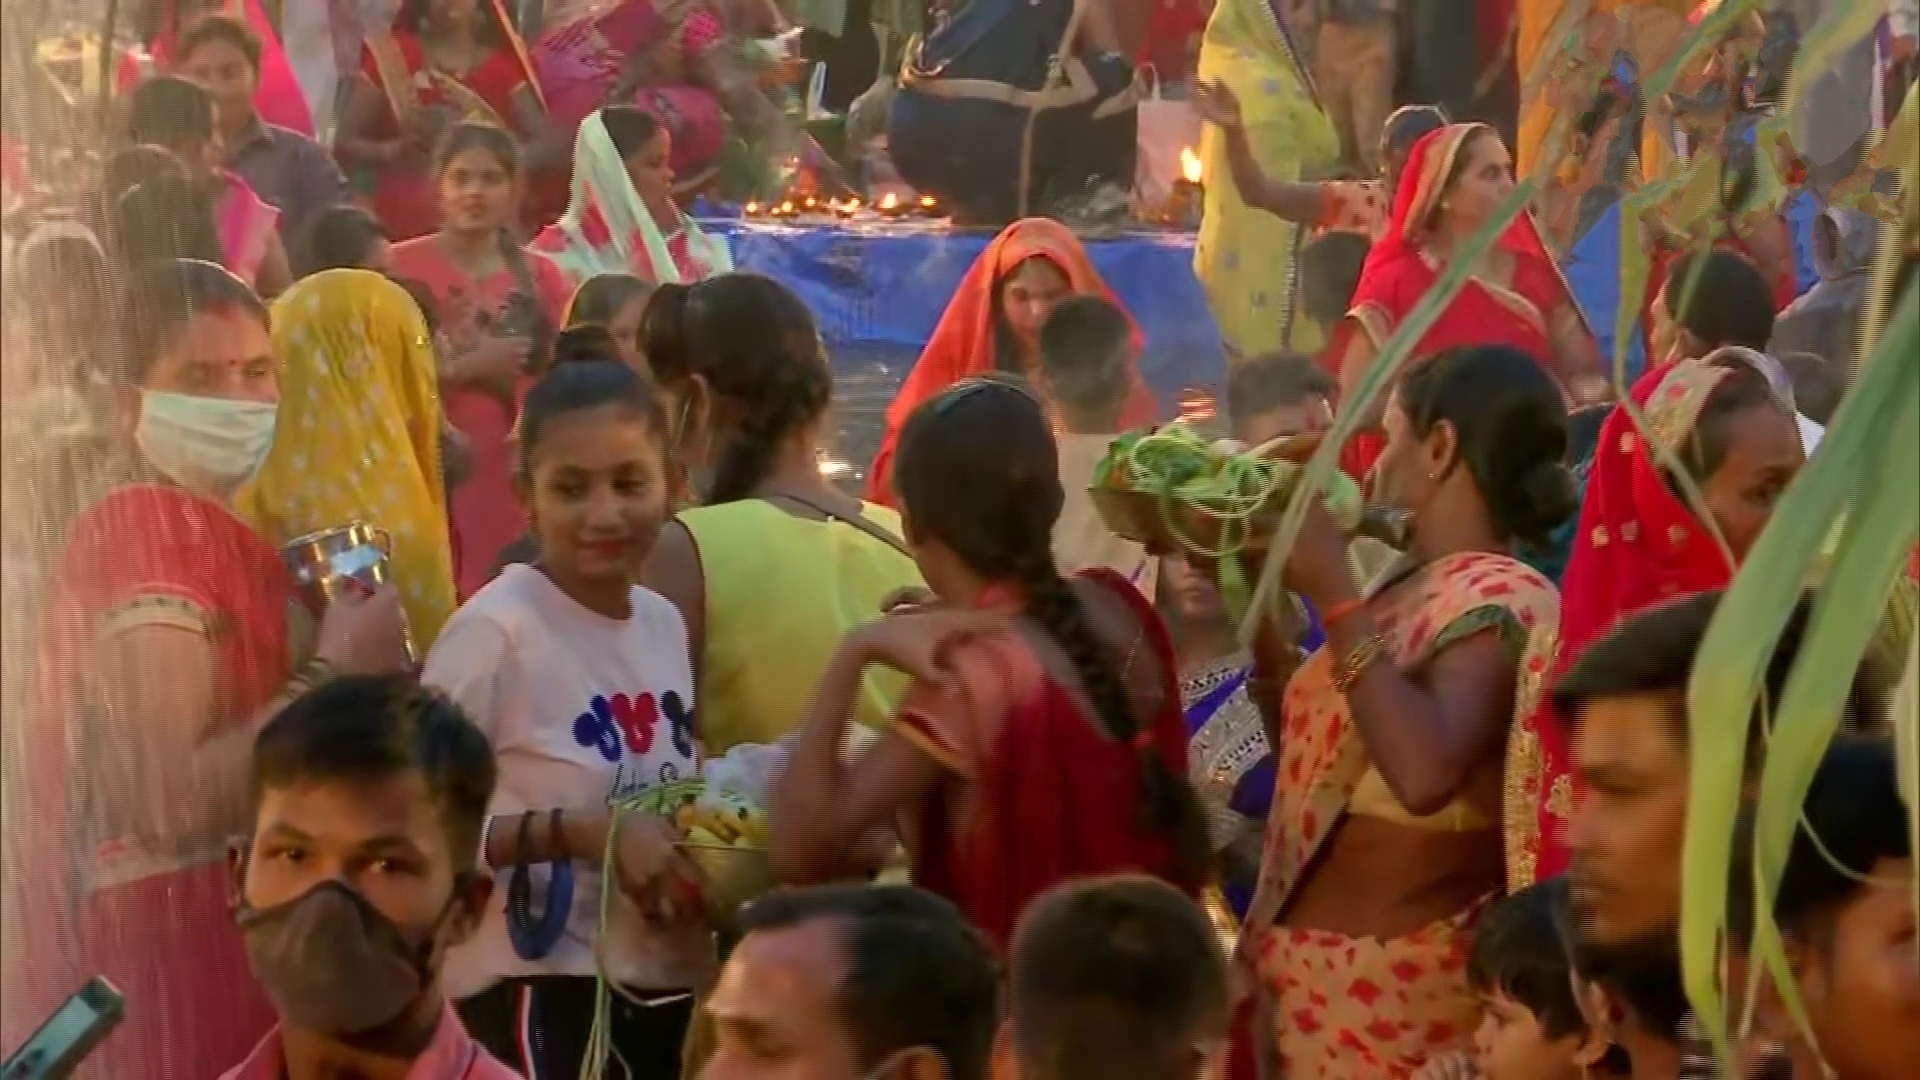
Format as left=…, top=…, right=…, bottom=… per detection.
left=550, top=324, right=623, bottom=369
left=1516, top=459, right=1580, bottom=542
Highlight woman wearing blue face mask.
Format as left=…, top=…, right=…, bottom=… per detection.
left=0, top=259, right=415, bottom=1080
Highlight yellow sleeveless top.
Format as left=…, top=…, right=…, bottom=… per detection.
left=679, top=500, right=925, bottom=754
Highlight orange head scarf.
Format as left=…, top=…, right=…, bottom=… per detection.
left=867, top=218, right=1155, bottom=503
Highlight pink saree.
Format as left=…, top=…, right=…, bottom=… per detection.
left=532, top=0, right=728, bottom=177
left=217, top=170, right=280, bottom=285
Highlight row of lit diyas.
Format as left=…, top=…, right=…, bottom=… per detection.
left=742, top=192, right=944, bottom=221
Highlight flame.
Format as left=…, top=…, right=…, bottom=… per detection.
left=1180, top=147, right=1203, bottom=185
left=919, top=195, right=937, bottom=208
left=1177, top=389, right=1217, bottom=424
left=778, top=200, right=796, bottom=215
left=879, top=192, right=901, bottom=210
left=744, top=201, right=760, bottom=215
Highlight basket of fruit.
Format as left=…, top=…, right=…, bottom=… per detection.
left=1090, top=425, right=1366, bottom=557
left=637, top=780, right=774, bottom=923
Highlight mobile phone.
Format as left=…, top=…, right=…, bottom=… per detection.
left=1, top=978, right=124, bottom=1080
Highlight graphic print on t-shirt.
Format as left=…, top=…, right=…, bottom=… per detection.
left=573, top=689, right=697, bottom=802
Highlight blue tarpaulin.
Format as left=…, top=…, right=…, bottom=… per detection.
left=711, top=200, right=1819, bottom=401
left=710, top=220, right=1228, bottom=405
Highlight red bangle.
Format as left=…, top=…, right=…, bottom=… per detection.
left=1321, top=596, right=1366, bottom=626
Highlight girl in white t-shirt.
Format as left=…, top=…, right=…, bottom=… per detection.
left=422, top=357, right=710, bottom=1078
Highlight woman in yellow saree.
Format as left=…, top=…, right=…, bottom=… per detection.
left=235, top=268, right=459, bottom=649
left=1194, top=0, right=1340, bottom=359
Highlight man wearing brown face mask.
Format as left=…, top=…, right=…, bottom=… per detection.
left=222, top=675, right=520, bottom=1080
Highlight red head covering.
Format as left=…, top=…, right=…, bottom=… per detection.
left=867, top=218, right=1156, bottom=503
left=1512, top=357, right=1741, bottom=884
left=1357, top=122, right=1554, bottom=292
left=1341, top=124, right=1571, bottom=479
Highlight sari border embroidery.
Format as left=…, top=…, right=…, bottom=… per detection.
left=1240, top=553, right=1559, bottom=954
left=894, top=709, right=972, bottom=778
left=96, top=591, right=214, bottom=639
left=1349, top=303, right=1393, bottom=351
left=1503, top=622, right=1560, bottom=891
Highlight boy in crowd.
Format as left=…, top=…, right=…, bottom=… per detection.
left=1555, top=591, right=1886, bottom=1080
left=1038, top=295, right=1156, bottom=593
left=1730, top=738, right=1917, bottom=1080
left=1224, top=350, right=1337, bottom=447
left=1452, top=878, right=1615, bottom=1080
left=1002, top=876, right=1230, bottom=1080
left=1297, top=229, right=1372, bottom=375
left=222, top=675, right=513, bottom=1079
left=1420, top=876, right=1640, bottom=1080
left=172, top=14, right=346, bottom=243
left=702, top=883, right=1001, bottom=1080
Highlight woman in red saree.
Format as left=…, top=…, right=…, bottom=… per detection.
left=337, top=0, right=562, bottom=240
left=867, top=218, right=1158, bottom=504
left=1503, top=351, right=1804, bottom=887
left=0, top=260, right=409, bottom=1079
left=391, top=125, right=572, bottom=597
left=773, top=378, right=1210, bottom=952
left=122, top=0, right=315, bottom=136
left=1339, top=123, right=1601, bottom=475
left=1234, top=345, right=1573, bottom=1079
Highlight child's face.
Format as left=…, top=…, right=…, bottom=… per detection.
left=1474, top=993, right=1587, bottom=1080
left=1233, top=397, right=1332, bottom=446
left=524, top=404, right=671, bottom=585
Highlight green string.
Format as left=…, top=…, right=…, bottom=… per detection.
left=1099, top=423, right=1364, bottom=567
left=1110, top=424, right=1292, bottom=560
left=581, top=780, right=754, bottom=1080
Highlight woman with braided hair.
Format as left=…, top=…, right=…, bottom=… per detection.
left=639, top=274, right=924, bottom=756
left=770, top=377, right=1210, bottom=951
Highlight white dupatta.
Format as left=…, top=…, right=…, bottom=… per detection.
left=547, top=109, right=732, bottom=285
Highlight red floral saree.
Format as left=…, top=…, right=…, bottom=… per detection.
left=1504, top=360, right=1738, bottom=887
left=1240, top=551, right=1560, bottom=1079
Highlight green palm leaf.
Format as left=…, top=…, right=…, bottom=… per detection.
left=1681, top=281, right=1918, bottom=1058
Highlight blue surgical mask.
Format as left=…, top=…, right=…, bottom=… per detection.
left=137, top=390, right=278, bottom=489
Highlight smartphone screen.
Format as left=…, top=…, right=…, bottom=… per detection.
left=2, top=979, right=123, bottom=1080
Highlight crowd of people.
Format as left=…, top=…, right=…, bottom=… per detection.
left=0, top=1, right=1916, bottom=1080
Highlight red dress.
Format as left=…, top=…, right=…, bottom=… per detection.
left=390, top=235, right=572, bottom=597
left=893, top=568, right=1199, bottom=951
left=4, top=484, right=292, bottom=1079
left=1342, top=123, right=1575, bottom=477
left=1506, top=360, right=1741, bottom=886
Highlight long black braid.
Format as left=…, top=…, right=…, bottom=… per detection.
left=895, top=379, right=1212, bottom=889
left=637, top=274, right=832, bottom=504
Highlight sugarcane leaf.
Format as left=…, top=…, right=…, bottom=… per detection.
left=1681, top=283, right=1920, bottom=1056
left=1748, top=384, right=1917, bottom=1050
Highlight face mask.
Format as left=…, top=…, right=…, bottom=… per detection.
left=237, top=879, right=456, bottom=1036
left=137, top=390, right=277, bottom=489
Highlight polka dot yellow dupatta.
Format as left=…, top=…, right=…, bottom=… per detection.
left=235, top=269, right=458, bottom=649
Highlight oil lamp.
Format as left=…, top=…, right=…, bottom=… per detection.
left=1170, top=146, right=1204, bottom=228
